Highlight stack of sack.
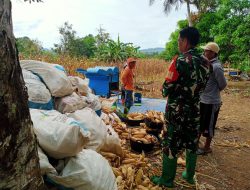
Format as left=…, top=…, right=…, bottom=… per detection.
left=31, top=109, right=117, bottom=190
left=21, top=60, right=103, bottom=114
left=20, top=60, right=121, bottom=190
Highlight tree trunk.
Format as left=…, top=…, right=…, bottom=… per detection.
left=0, top=0, right=44, bottom=189
left=186, top=1, right=193, bottom=26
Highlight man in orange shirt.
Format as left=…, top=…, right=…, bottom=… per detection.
left=121, top=57, right=136, bottom=114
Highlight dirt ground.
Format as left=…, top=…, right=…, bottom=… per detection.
left=196, top=81, right=250, bottom=190
left=138, top=80, right=250, bottom=190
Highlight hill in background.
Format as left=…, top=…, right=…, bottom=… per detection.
left=140, top=47, right=164, bottom=54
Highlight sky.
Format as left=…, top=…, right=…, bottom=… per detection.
left=12, top=0, right=191, bottom=50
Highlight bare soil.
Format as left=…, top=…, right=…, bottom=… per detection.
left=196, top=82, right=250, bottom=190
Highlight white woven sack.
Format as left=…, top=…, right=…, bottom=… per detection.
left=48, top=149, right=117, bottom=190
left=55, top=92, right=88, bottom=113
left=67, top=107, right=107, bottom=151
left=101, top=125, right=123, bottom=157
left=86, top=93, right=102, bottom=111
left=68, top=76, right=91, bottom=96
left=22, top=69, right=52, bottom=104
left=30, top=109, right=90, bottom=159
left=20, top=60, right=73, bottom=97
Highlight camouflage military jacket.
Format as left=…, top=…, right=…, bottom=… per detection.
left=162, top=48, right=210, bottom=155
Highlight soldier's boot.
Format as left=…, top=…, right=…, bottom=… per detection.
left=151, top=153, right=177, bottom=188
left=182, top=150, right=197, bottom=184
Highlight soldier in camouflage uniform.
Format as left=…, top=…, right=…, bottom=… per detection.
left=151, top=27, right=210, bottom=187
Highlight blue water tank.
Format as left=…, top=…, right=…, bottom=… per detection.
left=76, top=67, right=119, bottom=97
left=85, top=74, right=111, bottom=97
left=86, top=66, right=119, bottom=82
left=86, top=66, right=118, bottom=74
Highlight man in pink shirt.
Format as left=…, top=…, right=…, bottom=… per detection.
left=121, top=57, right=136, bottom=114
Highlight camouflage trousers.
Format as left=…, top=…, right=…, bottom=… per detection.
left=162, top=106, right=200, bottom=158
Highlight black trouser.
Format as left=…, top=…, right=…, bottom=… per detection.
left=200, top=102, right=220, bottom=137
